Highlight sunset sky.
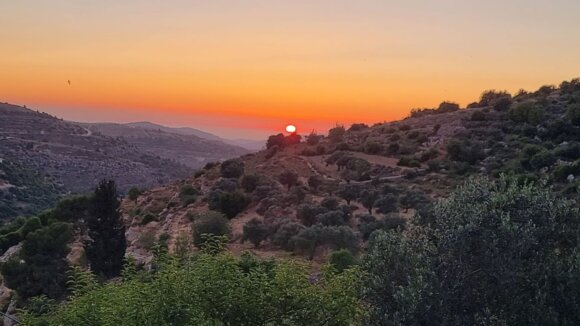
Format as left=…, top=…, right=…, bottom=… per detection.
left=2, top=1, right=580, bottom=139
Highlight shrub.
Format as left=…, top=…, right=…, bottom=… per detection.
left=399, top=125, right=411, bottom=131
left=397, top=156, right=420, bottom=167
left=479, top=90, right=511, bottom=107
left=192, top=211, right=230, bottom=248
left=329, top=249, right=357, bottom=273
left=567, top=103, right=580, bottom=126
left=446, top=140, right=485, bottom=164
left=427, top=160, right=442, bottom=172
left=316, top=210, right=347, bottom=226
left=208, top=190, right=250, bottom=219
left=272, top=221, right=305, bottom=250
left=241, top=174, right=259, bottom=193
left=320, top=197, right=340, bottom=210
left=242, top=218, right=269, bottom=248
left=297, top=204, right=328, bottom=226
left=363, top=141, right=383, bottom=154
left=306, top=132, right=323, bottom=145
left=1, top=222, right=73, bottom=300
left=266, top=133, right=285, bottom=149
left=21, top=253, right=363, bottom=325
left=529, top=150, right=556, bottom=169
left=291, top=225, right=358, bottom=260
left=141, top=212, right=157, bottom=225
left=337, top=184, right=359, bottom=205
left=386, top=142, right=400, bottom=154
left=399, top=190, right=429, bottom=213
left=349, top=123, right=369, bottom=131
left=127, top=187, right=141, bottom=201
left=220, top=159, right=245, bottom=178
left=138, top=231, right=157, bottom=250
left=509, top=102, right=544, bottom=124
left=179, top=185, right=198, bottom=206
left=328, top=125, right=346, bottom=143
left=279, top=170, right=299, bottom=190
left=493, top=96, right=512, bottom=111
left=437, top=101, right=460, bottom=113
left=374, top=194, right=398, bottom=214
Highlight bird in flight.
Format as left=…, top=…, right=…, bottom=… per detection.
left=67, top=80, right=71, bottom=85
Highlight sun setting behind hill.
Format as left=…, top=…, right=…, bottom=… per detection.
left=2, top=1, right=580, bottom=325
left=2, top=1, right=580, bottom=138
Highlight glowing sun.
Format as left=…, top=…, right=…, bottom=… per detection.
left=285, top=124, right=297, bottom=133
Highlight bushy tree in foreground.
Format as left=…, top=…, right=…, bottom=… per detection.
left=1, top=222, right=73, bottom=301
left=22, top=253, right=364, bottom=325
left=85, top=180, right=126, bottom=279
left=362, top=176, right=580, bottom=325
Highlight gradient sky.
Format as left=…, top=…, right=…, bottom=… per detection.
left=2, top=1, right=580, bottom=139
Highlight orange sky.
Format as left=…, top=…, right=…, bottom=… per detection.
left=2, top=1, right=580, bottom=139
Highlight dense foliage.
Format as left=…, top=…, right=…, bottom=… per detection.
left=362, top=176, right=580, bottom=325
left=21, top=252, right=364, bottom=325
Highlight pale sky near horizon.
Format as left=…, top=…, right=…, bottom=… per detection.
left=1, top=0, right=579, bottom=139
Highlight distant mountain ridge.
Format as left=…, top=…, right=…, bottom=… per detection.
left=78, top=122, right=250, bottom=169
left=126, top=121, right=265, bottom=151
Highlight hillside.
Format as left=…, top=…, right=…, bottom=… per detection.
left=79, top=122, right=250, bottom=168
left=3, top=79, right=580, bottom=325
left=126, top=121, right=265, bottom=151
left=0, top=103, right=193, bottom=219
left=121, top=79, right=580, bottom=264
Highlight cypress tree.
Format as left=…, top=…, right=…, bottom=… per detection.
left=85, top=180, right=126, bottom=278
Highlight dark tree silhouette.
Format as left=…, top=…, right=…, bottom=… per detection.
left=85, top=180, right=126, bottom=278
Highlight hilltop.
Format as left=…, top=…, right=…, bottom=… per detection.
left=121, top=79, right=580, bottom=264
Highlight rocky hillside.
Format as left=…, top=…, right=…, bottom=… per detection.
left=0, top=103, right=192, bottom=219
left=79, top=122, right=250, bottom=168
left=121, top=78, right=580, bottom=264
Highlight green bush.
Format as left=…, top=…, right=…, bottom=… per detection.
left=141, top=212, right=157, bottom=225
left=179, top=185, right=198, bottom=206
left=328, top=125, right=346, bottom=142
left=529, top=150, right=556, bottom=169
left=397, top=156, right=420, bottom=167
left=21, top=253, right=363, bottom=325
left=127, top=187, right=141, bottom=201
left=220, top=159, right=245, bottom=178
left=1, top=222, right=73, bottom=301
left=362, top=176, right=580, bottom=325
left=242, top=218, right=268, bottom=248
left=329, top=249, right=357, bottom=273
left=509, top=102, right=544, bottom=124
left=208, top=190, right=250, bottom=218
left=567, top=103, right=580, bottom=126
left=192, top=211, right=230, bottom=248
left=363, top=141, right=383, bottom=154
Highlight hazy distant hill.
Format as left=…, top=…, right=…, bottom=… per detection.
left=0, top=103, right=193, bottom=219
left=126, top=121, right=265, bottom=151
left=79, top=122, right=250, bottom=168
